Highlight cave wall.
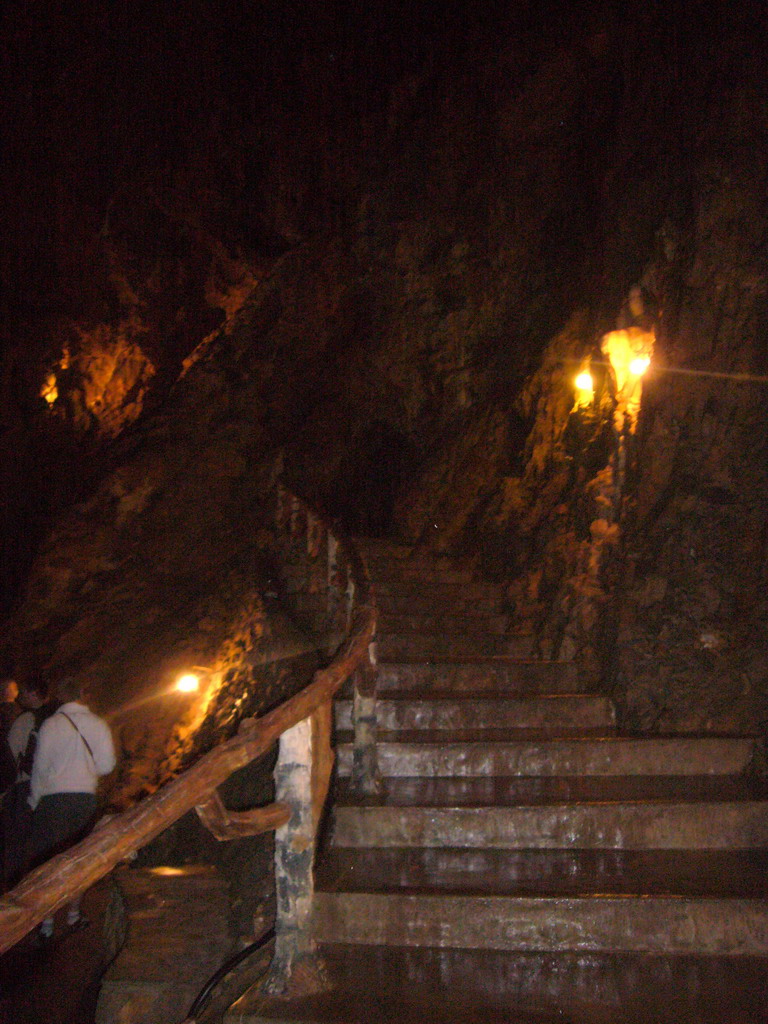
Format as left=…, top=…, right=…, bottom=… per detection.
left=377, top=3, right=768, bottom=734
left=0, top=1, right=626, bottom=616
left=1, top=1, right=767, bottom=743
left=615, top=153, right=768, bottom=733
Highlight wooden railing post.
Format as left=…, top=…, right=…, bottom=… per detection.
left=264, top=698, right=333, bottom=996
left=350, top=642, right=380, bottom=796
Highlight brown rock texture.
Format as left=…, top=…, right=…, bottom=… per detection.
left=1, top=1, right=767, bottom=766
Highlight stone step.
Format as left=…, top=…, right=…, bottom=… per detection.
left=333, top=773, right=768, bottom=807
left=317, top=847, right=768, bottom=896
left=336, top=736, right=755, bottom=778
left=288, top=589, right=505, bottom=618
left=374, top=592, right=504, bottom=617
left=228, top=943, right=768, bottom=1023
left=359, top=546, right=475, bottom=570
left=330, top=801, right=768, bottom=849
left=375, top=632, right=534, bottom=660
left=372, top=579, right=504, bottom=611
left=334, top=695, right=615, bottom=732
left=377, top=611, right=511, bottom=634
left=311, top=891, right=768, bottom=954
left=354, top=538, right=415, bottom=560
left=377, top=659, right=583, bottom=694
left=339, top=726, right=617, bottom=743
left=370, top=565, right=477, bottom=585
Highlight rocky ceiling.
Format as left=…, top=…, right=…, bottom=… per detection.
left=1, top=1, right=767, bottom=758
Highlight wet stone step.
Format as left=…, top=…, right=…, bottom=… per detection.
left=374, top=592, right=504, bottom=616
left=227, top=944, right=768, bottom=1024
left=358, top=541, right=460, bottom=561
left=376, top=659, right=583, bottom=694
left=368, top=565, right=477, bottom=585
left=330, top=800, right=768, bottom=849
left=372, top=577, right=504, bottom=599
left=375, top=632, right=535, bottom=660
left=333, top=773, right=768, bottom=807
left=335, top=736, right=756, bottom=778
left=354, top=539, right=414, bottom=560
left=366, top=561, right=495, bottom=582
left=377, top=612, right=511, bottom=633
left=334, top=695, right=615, bottom=732
left=311, top=891, right=768, bottom=954
left=358, top=544, right=472, bottom=564
left=316, top=847, right=768, bottom=898
left=337, top=726, right=618, bottom=743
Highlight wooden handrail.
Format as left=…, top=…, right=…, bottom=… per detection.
left=0, top=492, right=376, bottom=955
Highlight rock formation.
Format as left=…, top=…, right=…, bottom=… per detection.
left=1, top=0, right=767, bottom=772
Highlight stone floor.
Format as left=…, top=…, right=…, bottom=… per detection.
left=96, top=865, right=232, bottom=1024
left=0, top=867, right=272, bottom=1024
left=229, top=944, right=768, bottom=1023
left=0, top=879, right=112, bottom=1024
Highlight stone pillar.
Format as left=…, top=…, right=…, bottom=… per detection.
left=345, top=576, right=355, bottom=634
left=264, top=716, right=323, bottom=996
left=327, top=533, right=340, bottom=626
left=350, top=646, right=380, bottom=796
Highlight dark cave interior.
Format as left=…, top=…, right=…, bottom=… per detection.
left=1, top=0, right=768, bottom=765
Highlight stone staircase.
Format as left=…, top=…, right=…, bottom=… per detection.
left=230, top=540, right=768, bottom=1023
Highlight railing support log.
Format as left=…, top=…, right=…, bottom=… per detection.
left=311, top=699, right=334, bottom=828
left=195, top=793, right=291, bottom=841
left=350, top=649, right=380, bottom=796
left=264, top=713, right=326, bottom=996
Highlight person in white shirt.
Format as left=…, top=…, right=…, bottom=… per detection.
left=29, top=676, right=116, bottom=941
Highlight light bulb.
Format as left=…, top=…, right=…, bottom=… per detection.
left=176, top=673, right=200, bottom=693
left=629, top=355, right=650, bottom=376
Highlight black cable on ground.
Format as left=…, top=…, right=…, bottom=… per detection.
left=186, top=926, right=275, bottom=1021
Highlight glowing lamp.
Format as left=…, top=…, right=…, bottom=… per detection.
left=573, top=369, right=595, bottom=409
left=176, top=673, right=200, bottom=693
left=41, top=374, right=58, bottom=405
left=629, top=355, right=650, bottom=377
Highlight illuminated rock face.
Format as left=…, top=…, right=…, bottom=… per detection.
left=41, top=324, right=156, bottom=436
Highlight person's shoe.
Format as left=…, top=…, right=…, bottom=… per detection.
left=65, top=914, right=90, bottom=934
left=32, top=929, right=55, bottom=951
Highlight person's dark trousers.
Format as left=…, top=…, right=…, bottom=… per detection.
left=0, top=780, right=33, bottom=889
left=30, top=792, right=97, bottom=866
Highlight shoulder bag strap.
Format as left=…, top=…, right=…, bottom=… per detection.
left=58, top=711, right=96, bottom=764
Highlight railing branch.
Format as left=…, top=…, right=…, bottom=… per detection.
left=195, top=793, right=291, bottom=841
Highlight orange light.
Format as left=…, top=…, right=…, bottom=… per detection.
left=41, top=374, right=58, bottom=405
left=574, top=369, right=595, bottom=409
left=176, top=673, right=200, bottom=693
left=601, top=327, right=655, bottom=433
left=629, top=355, right=650, bottom=376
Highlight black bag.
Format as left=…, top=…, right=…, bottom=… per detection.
left=17, top=702, right=58, bottom=778
left=1, top=779, right=33, bottom=888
